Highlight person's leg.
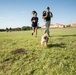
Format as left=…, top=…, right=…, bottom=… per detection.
left=47, top=21, right=50, bottom=36
left=44, top=21, right=48, bottom=34
left=35, top=27, right=37, bottom=37
left=32, top=27, right=35, bottom=35
left=44, top=21, right=50, bottom=36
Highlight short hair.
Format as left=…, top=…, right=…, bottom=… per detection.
left=32, top=10, right=37, bottom=15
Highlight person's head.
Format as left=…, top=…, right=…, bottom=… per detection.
left=32, top=10, right=37, bottom=15
left=46, top=7, right=50, bottom=12
left=33, top=13, right=37, bottom=17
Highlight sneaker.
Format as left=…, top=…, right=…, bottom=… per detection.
left=32, top=33, right=33, bottom=35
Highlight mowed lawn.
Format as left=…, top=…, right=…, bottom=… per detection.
left=0, top=27, right=76, bottom=75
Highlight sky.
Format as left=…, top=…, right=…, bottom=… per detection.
left=0, top=0, right=76, bottom=29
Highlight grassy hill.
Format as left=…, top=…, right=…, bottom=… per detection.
left=0, top=27, right=76, bottom=75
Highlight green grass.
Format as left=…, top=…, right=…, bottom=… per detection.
left=0, top=27, right=76, bottom=75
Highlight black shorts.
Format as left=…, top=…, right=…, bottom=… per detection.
left=32, top=24, right=37, bottom=28
left=32, top=25, right=37, bottom=29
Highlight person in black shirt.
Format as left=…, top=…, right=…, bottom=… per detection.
left=31, top=11, right=38, bottom=37
left=42, top=7, right=53, bottom=36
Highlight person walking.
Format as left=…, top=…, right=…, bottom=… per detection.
left=42, top=7, right=53, bottom=36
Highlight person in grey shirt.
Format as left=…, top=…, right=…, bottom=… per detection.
left=42, top=7, right=53, bottom=36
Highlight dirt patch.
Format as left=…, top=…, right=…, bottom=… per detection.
left=11, top=48, right=25, bottom=55
left=3, top=58, right=10, bottom=62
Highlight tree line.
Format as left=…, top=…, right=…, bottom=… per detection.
left=0, top=26, right=41, bottom=32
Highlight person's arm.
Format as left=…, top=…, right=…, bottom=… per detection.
left=42, top=11, right=47, bottom=19
left=50, top=12, right=53, bottom=18
left=31, top=17, right=35, bottom=22
left=42, top=15, right=47, bottom=19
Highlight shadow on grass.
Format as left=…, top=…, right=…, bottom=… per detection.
left=61, top=34, right=76, bottom=37
left=47, top=43, right=66, bottom=48
left=52, top=34, right=76, bottom=37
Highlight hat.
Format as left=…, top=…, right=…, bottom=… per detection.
left=47, top=7, right=50, bottom=9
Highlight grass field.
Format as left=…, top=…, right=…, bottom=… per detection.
left=0, top=27, right=76, bottom=75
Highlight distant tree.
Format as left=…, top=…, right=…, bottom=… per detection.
left=12, top=27, right=21, bottom=31
left=22, top=26, right=27, bottom=30
left=16, top=27, right=21, bottom=31
left=37, top=26, right=41, bottom=29
left=9, top=27, right=12, bottom=32
left=66, top=24, right=71, bottom=27
left=22, top=26, right=31, bottom=30
left=26, top=26, right=31, bottom=30
left=0, top=29, right=6, bottom=32
left=6, top=28, right=9, bottom=32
